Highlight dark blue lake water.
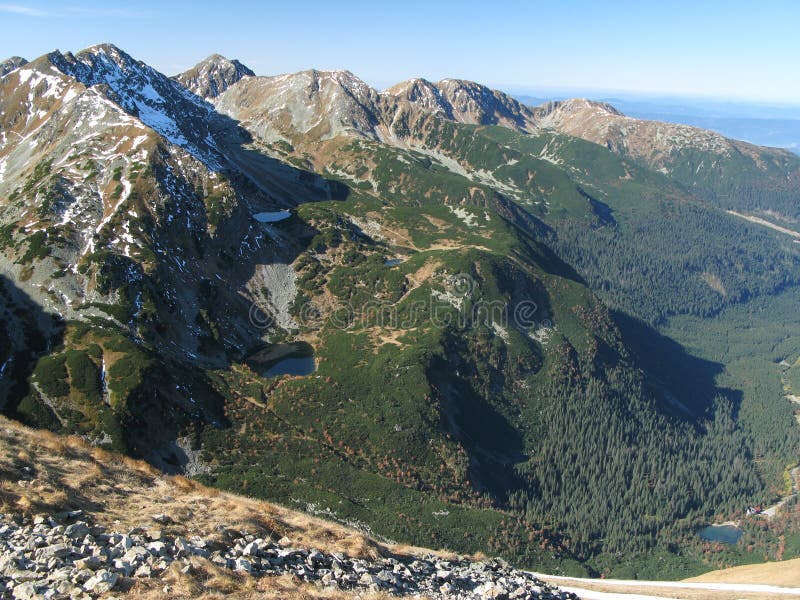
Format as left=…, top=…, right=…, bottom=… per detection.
left=253, top=210, right=291, bottom=223
left=698, top=524, right=742, bottom=544
left=245, top=342, right=316, bottom=377
left=262, top=356, right=316, bottom=377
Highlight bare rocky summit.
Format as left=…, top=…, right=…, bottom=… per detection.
left=0, top=57, right=27, bottom=78
left=216, top=68, right=383, bottom=141
left=384, top=77, right=537, bottom=131
left=173, top=54, right=255, bottom=99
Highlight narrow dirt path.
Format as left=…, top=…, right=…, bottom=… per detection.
left=531, top=572, right=800, bottom=599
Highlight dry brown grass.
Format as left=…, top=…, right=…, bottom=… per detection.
left=548, top=581, right=798, bottom=600
left=0, top=418, right=263, bottom=547
left=0, top=415, right=436, bottom=584
left=364, top=327, right=416, bottom=352
left=684, top=557, right=800, bottom=586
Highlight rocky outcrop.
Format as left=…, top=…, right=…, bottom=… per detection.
left=173, top=54, right=255, bottom=99
left=0, top=56, right=27, bottom=78
left=0, top=512, right=577, bottom=599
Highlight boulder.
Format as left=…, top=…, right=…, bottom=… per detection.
left=83, top=569, right=119, bottom=593
left=37, top=543, right=70, bottom=560
left=74, top=556, right=103, bottom=571
left=11, top=582, right=38, bottom=600
left=64, top=523, right=91, bottom=540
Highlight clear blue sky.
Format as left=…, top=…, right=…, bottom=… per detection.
left=1, top=0, right=799, bottom=103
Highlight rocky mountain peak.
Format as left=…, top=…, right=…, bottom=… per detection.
left=49, top=43, right=168, bottom=91
left=173, top=53, right=255, bottom=99
left=432, top=78, right=537, bottom=131
left=51, top=43, right=141, bottom=79
left=534, top=98, right=624, bottom=121
left=83, top=42, right=131, bottom=61
left=306, top=69, right=377, bottom=101
left=384, top=76, right=436, bottom=96
left=42, top=43, right=221, bottom=168
left=383, top=77, right=454, bottom=118
left=0, top=56, right=27, bottom=78
left=216, top=68, right=383, bottom=140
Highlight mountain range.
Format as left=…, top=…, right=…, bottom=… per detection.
left=1, top=44, right=800, bottom=579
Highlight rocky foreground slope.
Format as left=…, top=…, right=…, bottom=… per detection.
left=0, top=416, right=576, bottom=599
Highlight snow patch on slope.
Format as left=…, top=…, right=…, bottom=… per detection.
left=48, top=44, right=222, bottom=170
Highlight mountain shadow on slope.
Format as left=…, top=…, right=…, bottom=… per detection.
left=0, top=275, right=64, bottom=417
left=612, top=310, right=735, bottom=419
left=428, top=349, right=526, bottom=497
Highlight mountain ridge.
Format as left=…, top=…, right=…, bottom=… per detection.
left=213, top=61, right=800, bottom=214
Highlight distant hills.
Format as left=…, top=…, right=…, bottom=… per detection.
left=516, top=93, right=800, bottom=153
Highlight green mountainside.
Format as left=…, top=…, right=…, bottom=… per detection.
left=1, top=45, right=799, bottom=579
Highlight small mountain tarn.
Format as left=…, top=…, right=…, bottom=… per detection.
left=698, top=524, right=743, bottom=544
left=245, top=341, right=316, bottom=377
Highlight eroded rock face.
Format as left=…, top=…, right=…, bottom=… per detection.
left=0, top=512, right=577, bottom=599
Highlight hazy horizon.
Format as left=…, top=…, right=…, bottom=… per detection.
left=2, top=0, right=800, bottom=106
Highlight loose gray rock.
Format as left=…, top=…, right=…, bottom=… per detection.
left=38, top=543, right=70, bottom=560
left=0, top=512, right=578, bottom=599
left=83, top=569, right=118, bottom=593
left=64, top=523, right=90, bottom=540
left=11, top=581, right=38, bottom=600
